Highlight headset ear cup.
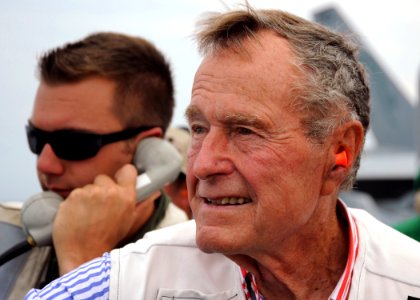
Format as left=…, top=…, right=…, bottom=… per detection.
left=335, top=151, right=348, bottom=167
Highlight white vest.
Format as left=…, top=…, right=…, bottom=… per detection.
left=349, top=209, right=420, bottom=299
left=110, top=220, right=244, bottom=299
left=110, top=210, right=420, bottom=300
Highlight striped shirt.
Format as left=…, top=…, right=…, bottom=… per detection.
left=25, top=200, right=358, bottom=300
left=241, top=267, right=265, bottom=300
left=24, top=253, right=111, bottom=300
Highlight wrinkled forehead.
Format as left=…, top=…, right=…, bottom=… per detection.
left=188, top=31, right=303, bottom=119
left=194, top=31, right=300, bottom=92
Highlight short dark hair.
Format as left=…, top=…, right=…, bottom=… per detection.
left=38, top=32, right=174, bottom=132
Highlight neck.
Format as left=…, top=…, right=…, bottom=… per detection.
left=230, top=200, right=349, bottom=300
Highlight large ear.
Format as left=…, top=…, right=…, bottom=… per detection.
left=321, top=120, right=364, bottom=196
left=125, top=126, right=163, bottom=156
left=131, top=127, right=163, bottom=146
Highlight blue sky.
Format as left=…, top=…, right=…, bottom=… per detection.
left=1, top=0, right=419, bottom=202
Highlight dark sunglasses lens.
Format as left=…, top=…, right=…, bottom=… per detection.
left=51, top=133, right=101, bottom=161
left=26, top=125, right=101, bottom=161
left=26, top=127, right=45, bottom=155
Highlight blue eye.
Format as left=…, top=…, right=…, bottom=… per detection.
left=237, top=127, right=253, bottom=135
left=191, top=124, right=206, bottom=135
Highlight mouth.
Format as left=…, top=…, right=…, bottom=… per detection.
left=48, top=188, right=72, bottom=199
left=204, top=197, right=252, bottom=206
left=42, top=181, right=73, bottom=199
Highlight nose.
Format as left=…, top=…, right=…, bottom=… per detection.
left=190, top=129, right=234, bottom=180
left=36, top=144, right=65, bottom=175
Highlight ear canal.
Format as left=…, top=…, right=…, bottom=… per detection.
left=335, top=150, right=348, bottom=167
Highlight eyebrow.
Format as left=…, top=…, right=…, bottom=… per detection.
left=221, top=113, right=267, bottom=130
left=185, top=105, right=202, bottom=124
left=185, top=105, right=268, bottom=130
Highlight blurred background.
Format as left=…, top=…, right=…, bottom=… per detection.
left=1, top=0, right=419, bottom=225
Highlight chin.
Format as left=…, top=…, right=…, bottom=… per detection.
left=195, top=227, right=238, bottom=255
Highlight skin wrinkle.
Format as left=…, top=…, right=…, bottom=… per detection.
left=188, top=73, right=300, bottom=144
left=187, top=104, right=299, bottom=161
left=238, top=200, right=346, bottom=299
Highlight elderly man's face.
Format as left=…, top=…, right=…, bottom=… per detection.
left=187, top=31, right=332, bottom=257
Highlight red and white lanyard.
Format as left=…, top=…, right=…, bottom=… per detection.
left=240, top=267, right=264, bottom=300
left=240, top=200, right=358, bottom=300
left=329, top=200, right=359, bottom=300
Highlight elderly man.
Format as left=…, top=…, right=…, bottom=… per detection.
left=25, top=6, right=420, bottom=300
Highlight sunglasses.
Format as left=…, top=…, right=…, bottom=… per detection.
left=26, top=122, right=156, bottom=161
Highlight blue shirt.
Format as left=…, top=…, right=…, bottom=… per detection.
left=25, top=253, right=111, bottom=300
